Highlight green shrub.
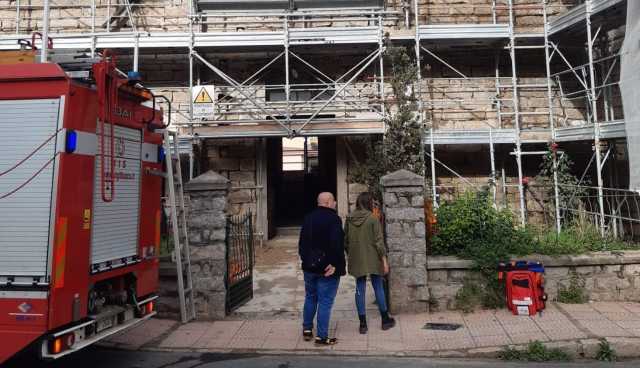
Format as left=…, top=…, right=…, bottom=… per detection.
left=432, top=192, right=533, bottom=309
left=431, top=192, right=640, bottom=310
left=596, top=338, right=617, bottom=362
left=499, top=341, right=572, bottom=362
left=431, top=191, right=532, bottom=259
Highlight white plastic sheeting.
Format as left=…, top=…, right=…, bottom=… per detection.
left=621, top=0, right=640, bottom=190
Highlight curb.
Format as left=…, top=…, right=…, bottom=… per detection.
left=113, top=337, right=640, bottom=360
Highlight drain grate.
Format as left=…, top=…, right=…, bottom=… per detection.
left=423, top=323, right=462, bottom=331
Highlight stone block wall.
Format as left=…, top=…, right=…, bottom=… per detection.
left=0, top=0, right=189, bottom=34
left=421, top=50, right=586, bottom=132
left=416, top=0, right=580, bottom=31
left=381, top=170, right=430, bottom=313
left=203, top=138, right=259, bottom=218
left=0, top=0, right=584, bottom=37
left=427, top=251, right=640, bottom=311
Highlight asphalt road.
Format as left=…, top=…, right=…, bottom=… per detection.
left=4, top=348, right=640, bottom=368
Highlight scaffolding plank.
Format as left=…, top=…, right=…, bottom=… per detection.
left=184, top=120, right=383, bottom=138
left=555, top=120, right=626, bottom=142
left=0, top=27, right=383, bottom=50
left=418, top=24, right=510, bottom=40
left=423, top=129, right=517, bottom=145
left=548, top=0, right=626, bottom=36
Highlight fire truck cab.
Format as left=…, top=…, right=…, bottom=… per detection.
left=0, top=56, right=164, bottom=364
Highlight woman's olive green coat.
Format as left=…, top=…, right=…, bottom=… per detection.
left=344, top=209, right=386, bottom=278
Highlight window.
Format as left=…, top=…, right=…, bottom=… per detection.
left=282, top=137, right=319, bottom=172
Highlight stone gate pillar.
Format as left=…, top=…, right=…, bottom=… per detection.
left=381, top=169, right=430, bottom=313
left=185, top=170, right=229, bottom=319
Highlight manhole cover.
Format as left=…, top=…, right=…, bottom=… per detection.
left=423, top=323, right=462, bottom=331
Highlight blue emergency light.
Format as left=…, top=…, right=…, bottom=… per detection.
left=65, top=130, right=77, bottom=153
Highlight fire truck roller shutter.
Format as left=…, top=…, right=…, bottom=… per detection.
left=90, top=125, right=142, bottom=271
left=0, top=98, right=61, bottom=280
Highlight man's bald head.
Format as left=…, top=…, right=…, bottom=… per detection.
left=317, top=192, right=336, bottom=210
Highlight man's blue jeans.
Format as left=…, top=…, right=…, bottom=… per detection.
left=355, top=274, right=388, bottom=316
left=303, top=272, right=340, bottom=339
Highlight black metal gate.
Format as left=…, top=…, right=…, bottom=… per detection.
left=225, top=212, right=254, bottom=314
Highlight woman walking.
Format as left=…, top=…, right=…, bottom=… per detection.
left=344, top=192, right=396, bottom=334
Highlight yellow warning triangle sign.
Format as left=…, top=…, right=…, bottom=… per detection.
left=194, top=87, right=213, bottom=103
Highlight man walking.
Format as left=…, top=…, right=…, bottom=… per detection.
left=298, top=192, right=345, bottom=346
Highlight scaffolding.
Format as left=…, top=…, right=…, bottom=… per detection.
left=1, top=0, right=636, bottom=239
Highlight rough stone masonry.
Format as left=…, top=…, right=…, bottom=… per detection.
left=184, top=170, right=229, bottom=319
left=381, top=169, right=430, bottom=313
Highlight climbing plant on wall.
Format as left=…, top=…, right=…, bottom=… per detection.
left=348, top=42, right=424, bottom=197
left=536, top=143, right=587, bottom=224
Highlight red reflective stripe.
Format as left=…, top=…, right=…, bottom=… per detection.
left=53, top=217, right=68, bottom=289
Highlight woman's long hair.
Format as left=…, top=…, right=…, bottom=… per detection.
left=355, top=192, right=374, bottom=211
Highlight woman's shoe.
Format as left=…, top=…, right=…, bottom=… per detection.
left=358, top=315, right=368, bottom=334
left=314, top=337, right=338, bottom=345
left=381, top=316, right=396, bottom=330
left=302, top=329, right=313, bottom=341
left=359, top=322, right=368, bottom=334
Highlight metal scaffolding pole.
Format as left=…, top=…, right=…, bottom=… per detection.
left=489, top=128, right=497, bottom=207
left=378, top=15, right=385, bottom=117
left=586, top=0, right=607, bottom=236
left=15, top=0, right=19, bottom=34
left=41, top=0, right=50, bottom=62
left=507, top=0, right=527, bottom=226
left=414, top=0, right=437, bottom=207
left=133, top=33, right=140, bottom=72
left=284, top=18, right=291, bottom=130
left=494, top=52, right=503, bottom=128
left=188, top=4, right=194, bottom=124
left=543, top=0, right=562, bottom=233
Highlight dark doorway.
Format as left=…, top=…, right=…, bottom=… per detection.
left=266, top=136, right=337, bottom=237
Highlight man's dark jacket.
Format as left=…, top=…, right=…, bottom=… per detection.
left=298, top=206, right=346, bottom=276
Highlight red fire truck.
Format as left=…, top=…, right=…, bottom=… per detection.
left=0, top=54, right=164, bottom=363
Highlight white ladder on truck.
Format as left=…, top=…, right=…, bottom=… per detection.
left=164, top=130, right=196, bottom=323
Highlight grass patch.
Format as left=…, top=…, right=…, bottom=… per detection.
left=556, top=271, right=588, bottom=304
left=499, top=341, right=572, bottom=362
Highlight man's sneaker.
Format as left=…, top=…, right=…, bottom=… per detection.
left=381, top=317, right=396, bottom=330
left=302, top=329, right=313, bottom=341
left=314, top=337, right=337, bottom=345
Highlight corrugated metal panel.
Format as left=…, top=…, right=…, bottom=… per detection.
left=0, top=98, right=60, bottom=278
left=90, top=125, right=142, bottom=268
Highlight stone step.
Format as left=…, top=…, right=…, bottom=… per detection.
left=276, top=226, right=301, bottom=237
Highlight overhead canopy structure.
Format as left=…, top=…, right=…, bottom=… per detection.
left=621, top=0, right=640, bottom=191
left=197, top=0, right=384, bottom=12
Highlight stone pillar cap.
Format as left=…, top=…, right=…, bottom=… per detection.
left=185, top=170, right=230, bottom=191
left=381, top=169, right=424, bottom=187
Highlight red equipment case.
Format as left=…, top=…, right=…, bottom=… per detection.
left=500, top=261, right=547, bottom=316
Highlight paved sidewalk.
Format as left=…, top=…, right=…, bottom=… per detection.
left=229, top=236, right=377, bottom=320
left=103, top=302, right=640, bottom=359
